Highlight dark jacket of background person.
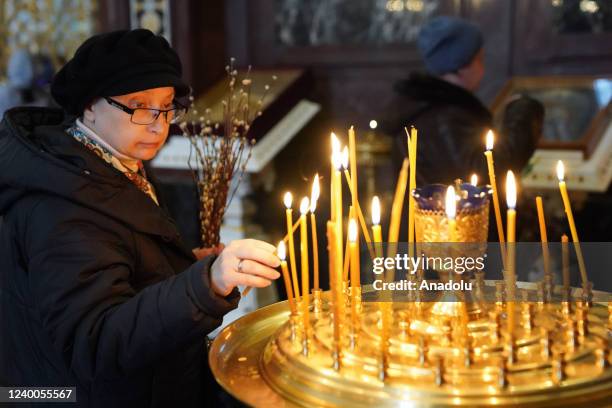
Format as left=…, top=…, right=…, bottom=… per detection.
left=387, top=73, right=544, bottom=185
left=0, top=107, right=240, bottom=407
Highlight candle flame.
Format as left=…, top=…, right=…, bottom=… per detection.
left=485, top=130, right=494, bottom=151
left=372, top=196, right=381, bottom=225
left=283, top=192, right=293, bottom=209
left=470, top=173, right=478, bottom=186
left=341, top=146, right=349, bottom=169
left=556, top=160, right=565, bottom=181
left=277, top=241, right=286, bottom=261
left=310, top=174, right=320, bottom=212
left=348, top=218, right=358, bottom=242
left=300, top=197, right=310, bottom=215
left=369, top=119, right=378, bottom=130
left=332, top=149, right=342, bottom=170
left=331, top=132, right=340, bottom=154
left=506, top=170, right=517, bottom=209
left=445, top=186, right=456, bottom=219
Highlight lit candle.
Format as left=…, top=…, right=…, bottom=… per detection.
left=484, top=130, right=507, bottom=269
left=372, top=196, right=383, bottom=257
left=310, top=175, right=320, bottom=290
left=341, top=147, right=352, bottom=274
left=371, top=194, right=389, bottom=374
left=349, top=219, right=360, bottom=331
left=505, top=170, right=517, bottom=337
left=388, top=159, right=409, bottom=243
left=277, top=241, right=297, bottom=315
left=348, top=126, right=359, bottom=226
left=284, top=192, right=300, bottom=303
left=348, top=218, right=360, bottom=289
left=299, top=197, right=310, bottom=342
left=470, top=173, right=478, bottom=187
left=535, top=196, right=551, bottom=282
left=556, top=160, right=588, bottom=286
left=445, top=185, right=456, bottom=243
left=407, top=127, right=418, bottom=256
left=561, top=234, right=570, bottom=293
left=330, top=133, right=341, bottom=221
left=332, top=148, right=344, bottom=317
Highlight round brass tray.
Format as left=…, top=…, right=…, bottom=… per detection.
left=210, top=284, right=612, bottom=407
left=209, top=299, right=296, bottom=407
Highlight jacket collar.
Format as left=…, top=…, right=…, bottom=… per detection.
left=394, top=72, right=491, bottom=121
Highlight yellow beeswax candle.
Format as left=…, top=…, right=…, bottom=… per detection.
left=505, top=171, right=517, bottom=337
left=556, top=160, right=588, bottom=286
left=277, top=241, right=297, bottom=315
left=284, top=192, right=300, bottom=303
left=310, top=174, right=320, bottom=290
left=484, top=130, right=507, bottom=269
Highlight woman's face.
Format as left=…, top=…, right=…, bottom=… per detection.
left=83, top=86, right=175, bottom=161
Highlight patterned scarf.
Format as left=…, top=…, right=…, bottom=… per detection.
left=67, top=124, right=159, bottom=205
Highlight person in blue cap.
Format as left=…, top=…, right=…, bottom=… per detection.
left=386, top=16, right=544, bottom=186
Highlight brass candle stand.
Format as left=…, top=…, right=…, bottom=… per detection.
left=210, top=285, right=612, bottom=407
left=209, top=183, right=612, bottom=407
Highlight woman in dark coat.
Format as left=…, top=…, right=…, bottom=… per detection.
left=0, top=29, right=280, bottom=407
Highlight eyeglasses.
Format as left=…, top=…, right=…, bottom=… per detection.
left=104, top=97, right=188, bottom=125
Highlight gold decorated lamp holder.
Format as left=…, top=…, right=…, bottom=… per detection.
left=412, top=182, right=491, bottom=243
left=413, top=183, right=491, bottom=319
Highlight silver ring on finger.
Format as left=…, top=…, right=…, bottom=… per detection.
left=237, top=259, right=245, bottom=273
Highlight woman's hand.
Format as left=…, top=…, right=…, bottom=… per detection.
left=193, top=244, right=225, bottom=260
left=209, top=239, right=281, bottom=297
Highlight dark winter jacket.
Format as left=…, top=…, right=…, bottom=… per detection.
left=0, top=107, right=239, bottom=407
left=387, top=73, right=544, bottom=185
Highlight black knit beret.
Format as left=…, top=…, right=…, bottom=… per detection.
left=51, top=29, right=189, bottom=115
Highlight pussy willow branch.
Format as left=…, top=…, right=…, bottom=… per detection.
left=182, top=62, right=275, bottom=247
